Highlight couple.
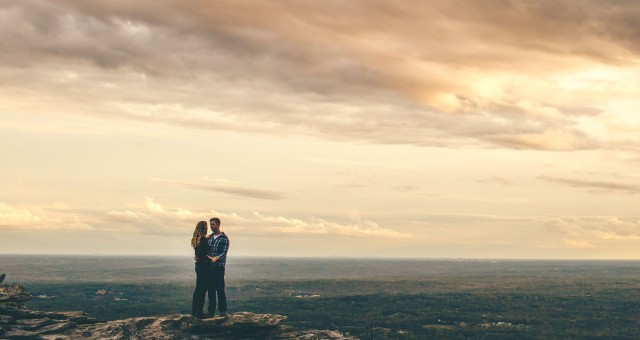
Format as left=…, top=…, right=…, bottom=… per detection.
left=190, top=217, right=230, bottom=318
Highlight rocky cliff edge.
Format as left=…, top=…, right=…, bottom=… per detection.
left=0, top=276, right=356, bottom=339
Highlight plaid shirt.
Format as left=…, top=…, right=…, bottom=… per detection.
left=207, top=232, right=229, bottom=267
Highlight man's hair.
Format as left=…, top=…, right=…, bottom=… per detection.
left=210, top=217, right=221, bottom=226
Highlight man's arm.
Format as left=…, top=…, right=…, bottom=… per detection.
left=208, top=237, right=229, bottom=263
left=216, top=238, right=229, bottom=262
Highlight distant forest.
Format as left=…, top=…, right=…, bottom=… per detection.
left=6, top=256, right=637, bottom=339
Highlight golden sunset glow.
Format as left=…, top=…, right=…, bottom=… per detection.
left=1, top=0, right=639, bottom=258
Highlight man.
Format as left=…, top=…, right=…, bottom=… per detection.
left=206, top=217, right=230, bottom=317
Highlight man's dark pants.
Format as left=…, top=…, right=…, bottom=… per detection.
left=208, top=266, right=227, bottom=315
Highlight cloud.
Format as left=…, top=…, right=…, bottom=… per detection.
left=154, top=179, right=288, bottom=200
left=538, top=176, right=640, bottom=194
left=0, top=202, right=91, bottom=230
left=563, top=239, right=596, bottom=249
left=104, top=210, right=141, bottom=223
left=391, top=185, right=418, bottom=192
left=104, top=198, right=408, bottom=238
left=251, top=212, right=411, bottom=238
left=407, top=213, right=640, bottom=243
left=477, top=176, right=514, bottom=186
left=487, top=129, right=596, bottom=151
left=2, top=1, right=640, bottom=150
left=545, top=216, right=640, bottom=241
left=104, top=197, right=199, bottom=235
left=0, top=202, right=42, bottom=227
left=405, top=213, right=640, bottom=249
left=145, top=197, right=164, bottom=212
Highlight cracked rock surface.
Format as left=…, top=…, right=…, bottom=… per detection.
left=0, top=279, right=356, bottom=339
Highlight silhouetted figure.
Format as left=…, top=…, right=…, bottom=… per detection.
left=191, top=221, right=211, bottom=318
left=206, top=217, right=230, bottom=317
left=0, top=273, right=5, bottom=284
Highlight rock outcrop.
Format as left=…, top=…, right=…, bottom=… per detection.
left=0, top=277, right=355, bottom=339
left=0, top=284, right=30, bottom=304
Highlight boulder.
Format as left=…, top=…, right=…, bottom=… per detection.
left=0, top=284, right=31, bottom=303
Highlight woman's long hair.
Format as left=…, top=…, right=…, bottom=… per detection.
left=191, top=221, right=208, bottom=248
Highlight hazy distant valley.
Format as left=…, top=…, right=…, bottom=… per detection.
left=1, top=256, right=638, bottom=339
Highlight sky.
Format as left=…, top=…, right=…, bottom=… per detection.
left=1, top=0, right=639, bottom=258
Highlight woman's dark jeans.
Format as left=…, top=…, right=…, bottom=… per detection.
left=191, top=262, right=212, bottom=317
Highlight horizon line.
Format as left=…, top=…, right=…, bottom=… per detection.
left=1, top=254, right=639, bottom=261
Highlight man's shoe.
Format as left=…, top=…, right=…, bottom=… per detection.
left=219, top=313, right=228, bottom=317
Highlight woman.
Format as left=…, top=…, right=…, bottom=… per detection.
left=191, top=220, right=210, bottom=318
